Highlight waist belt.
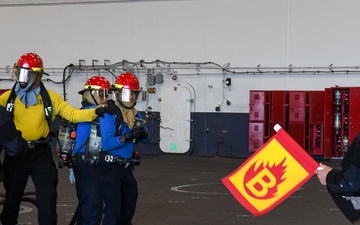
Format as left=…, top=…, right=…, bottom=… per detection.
left=99, top=152, right=140, bottom=168
left=72, top=152, right=98, bottom=166
left=99, top=152, right=128, bottom=164
left=27, top=137, right=49, bottom=149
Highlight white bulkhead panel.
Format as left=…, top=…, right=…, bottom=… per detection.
left=159, top=84, right=192, bottom=153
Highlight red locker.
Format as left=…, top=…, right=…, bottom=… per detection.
left=309, top=91, right=324, bottom=124
left=269, top=91, right=287, bottom=122
left=249, top=122, right=266, bottom=153
left=269, top=91, right=288, bottom=138
left=249, top=91, right=268, bottom=121
left=289, top=123, right=306, bottom=149
left=308, top=91, right=325, bottom=156
left=288, top=91, right=306, bottom=122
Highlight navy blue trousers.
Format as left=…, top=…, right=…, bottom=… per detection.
left=0, top=144, right=58, bottom=225
left=98, top=162, right=138, bottom=225
left=73, top=160, right=103, bottom=225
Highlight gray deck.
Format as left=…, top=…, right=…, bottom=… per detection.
left=0, top=153, right=356, bottom=225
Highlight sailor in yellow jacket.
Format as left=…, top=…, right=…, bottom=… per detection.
left=0, top=52, right=112, bottom=225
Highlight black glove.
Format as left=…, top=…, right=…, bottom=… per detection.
left=136, top=127, right=149, bottom=141
left=95, top=106, right=116, bottom=118
left=120, top=130, right=138, bottom=143
left=106, top=99, right=118, bottom=111
left=120, top=128, right=148, bottom=143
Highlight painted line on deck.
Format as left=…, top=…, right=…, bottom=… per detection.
left=170, top=182, right=229, bottom=195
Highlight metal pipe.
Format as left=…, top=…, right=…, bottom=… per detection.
left=1, top=61, right=360, bottom=75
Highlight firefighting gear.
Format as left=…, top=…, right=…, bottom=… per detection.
left=99, top=111, right=149, bottom=159
left=14, top=52, right=45, bottom=90
left=0, top=92, right=98, bottom=142
left=0, top=52, right=102, bottom=225
left=120, top=118, right=148, bottom=143
left=78, top=75, right=111, bottom=94
left=98, top=73, right=149, bottom=225
left=72, top=102, right=104, bottom=166
left=56, top=117, right=76, bottom=168
left=88, top=120, right=101, bottom=162
left=78, top=75, right=111, bottom=106
left=6, top=82, right=52, bottom=123
left=113, top=72, right=140, bottom=109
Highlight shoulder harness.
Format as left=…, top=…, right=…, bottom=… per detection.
left=6, top=82, right=52, bottom=125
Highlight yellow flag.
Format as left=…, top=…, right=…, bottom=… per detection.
left=222, top=124, right=318, bottom=216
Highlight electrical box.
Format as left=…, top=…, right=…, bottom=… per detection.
left=324, top=87, right=360, bottom=159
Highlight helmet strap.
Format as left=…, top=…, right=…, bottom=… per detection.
left=90, top=92, right=100, bottom=106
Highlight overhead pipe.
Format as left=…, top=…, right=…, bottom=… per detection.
left=1, top=60, right=360, bottom=76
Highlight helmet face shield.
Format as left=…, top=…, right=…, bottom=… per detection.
left=85, top=89, right=111, bottom=106
left=96, top=89, right=110, bottom=100
left=14, top=66, right=42, bottom=88
left=116, top=89, right=139, bottom=103
left=15, top=67, right=38, bottom=83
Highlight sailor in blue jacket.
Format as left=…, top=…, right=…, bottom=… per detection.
left=98, top=72, right=150, bottom=225
left=71, top=75, right=112, bottom=225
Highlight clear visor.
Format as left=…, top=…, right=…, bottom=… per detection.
left=84, top=89, right=112, bottom=106
left=14, top=67, right=39, bottom=83
left=91, top=89, right=111, bottom=99
left=116, top=89, right=139, bottom=103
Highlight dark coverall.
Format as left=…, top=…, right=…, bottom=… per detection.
left=0, top=105, right=27, bottom=157
left=326, top=132, right=360, bottom=223
left=72, top=101, right=103, bottom=225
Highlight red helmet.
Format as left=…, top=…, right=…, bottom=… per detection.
left=78, top=75, right=111, bottom=94
left=79, top=75, right=111, bottom=106
left=14, top=52, right=44, bottom=89
left=16, top=52, right=43, bottom=71
left=113, top=72, right=140, bottom=107
left=114, top=72, right=140, bottom=91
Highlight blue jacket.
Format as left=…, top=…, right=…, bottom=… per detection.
left=73, top=103, right=95, bottom=155
left=99, top=111, right=149, bottom=159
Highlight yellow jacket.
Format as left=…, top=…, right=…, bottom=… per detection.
left=0, top=88, right=97, bottom=141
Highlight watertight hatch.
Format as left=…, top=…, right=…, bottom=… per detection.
left=159, top=84, right=191, bottom=153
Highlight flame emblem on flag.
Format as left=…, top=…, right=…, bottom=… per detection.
left=244, top=158, right=287, bottom=199
left=222, top=127, right=319, bottom=216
